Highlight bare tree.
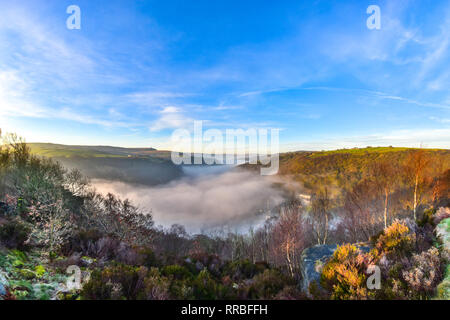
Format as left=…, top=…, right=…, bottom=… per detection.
left=64, top=168, right=89, bottom=196
left=254, top=221, right=271, bottom=263
left=83, top=192, right=154, bottom=247
left=271, top=203, right=306, bottom=277
left=342, top=180, right=383, bottom=242
left=370, top=159, right=398, bottom=228
left=310, top=188, right=332, bottom=245
left=432, top=169, right=450, bottom=208
left=404, top=150, right=430, bottom=220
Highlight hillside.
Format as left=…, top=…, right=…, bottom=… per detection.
left=279, top=147, right=449, bottom=174
left=241, top=147, right=450, bottom=197
left=28, top=143, right=170, bottom=159
left=30, top=144, right=450, bottom=190
left=28, top=143, right=182, bottom=186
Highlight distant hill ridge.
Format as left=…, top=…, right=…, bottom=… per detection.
left=28, top=143, right=170, bottom=159
left=25, top=143, right=450, bottom=190
left=239, top=146, right=450, bottom=194
left=277, top=146, right=449, bottom=176
left=27, top=143, right=181, bottom=186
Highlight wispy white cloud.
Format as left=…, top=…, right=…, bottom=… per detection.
left=149, top=106, right=195, bottom=132
left=0, top=4, right=135, bottom=129
left=0, top=6, right=96, bottom=85
left=0, top=69, right=144, bottom=128
left=429, top=116, right=450, bottom=124
left=237, top=85, right=450, bottom=110
left=0, top=70, right=48, bottom=118
left=127, top=91, right=193, bottom=107
left=415, top=15, right=450, bottom=85
left=371, top=91, right=450, bottom=110
left=238, top=87, right=289, bottom=97
left=316, top=1, right=450, bottom=96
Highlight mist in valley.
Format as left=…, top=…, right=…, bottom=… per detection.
left=91, top=167, right=289, bottom=233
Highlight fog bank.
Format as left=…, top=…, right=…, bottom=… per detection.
left=91, top=169, right=286, bottom=233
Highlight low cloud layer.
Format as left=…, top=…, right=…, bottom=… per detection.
left=91, top=168, right=286, bottom=233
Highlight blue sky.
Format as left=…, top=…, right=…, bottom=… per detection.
left=0, top=0, right=449, bottom=151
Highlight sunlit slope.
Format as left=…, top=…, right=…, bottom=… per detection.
left=28, top=143, right=181, bottom=186
left=279, top=147, right=449, bottom=175
left=28, top=143, right=172, bottom=160
left=241, top=147, right=450, bottom=194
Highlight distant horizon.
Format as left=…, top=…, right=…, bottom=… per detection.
left=23, top=140, right=449, bottom=154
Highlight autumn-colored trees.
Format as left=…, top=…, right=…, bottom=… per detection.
left=370, top=159, right=398, bottom=228
left=338, top=149, right=448, bottom=243
left=404, top=150, right=431, bottom=220
left=342, top=180, right=382, bottom=242
left=340, top=157, right=400, bottom=242
left=432, top=169, right=450, bottom=208
left=320, top=219, right=444, bottom=300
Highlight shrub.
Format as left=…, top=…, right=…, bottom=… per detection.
left=320, top=244, right=374, bottom=300
left=434, top=207, right=450, bottom=226
left=0, top=200, right=13, bottom=216
left=60, top=229, right=103, bottom=256
left=52, top=253, right=82, bottom=272
left=62, top=231, right=143, bottom=265
left=402, top=247, right=443, bottom=299
left=6, top=249, right=29, bottom=268
left=308, top=280, right=328, bottom=300
left=81, top=264, right=172, bottom=300
left=274, top=285, right=307, bottom=300
left=245, top=269, right=293, bottom=300
left=161, top=265, right=193, bottom=281
left=27, top=200, right=73, bottom=255
left=81, top=264, right=148, bottom=300
left=115, top=242, right=141, bottom=266
left=375, top=220, right=415, bottom=258
left=137, top=247, right=159, bottom=268
left=18, top=268, right=36, bottom=280
left=185, top=252, right=223, bottom=277
left=81, top=275, right=116, bottom=300
left=166, top=278, right=194, bottom=300
left=365, top=219, right=441, bottom=299
left=192, top=269, right=221, bottom=300
left=140, top=268, right=170, bottom=300
left=82, top=193, right=154, bottom=248
left=222, top=259, right=267, bottom=281
left=418, top=208, right=436, bottom=227
left=435, top=265, right=450, bottom=300
left=372, top=228, right=443, bottom=300
left=35, top=265, right=46, bottom=278
left=0, top=219, right=30, bottom=249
